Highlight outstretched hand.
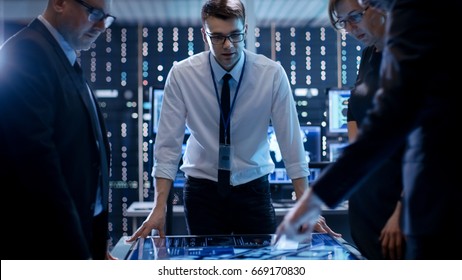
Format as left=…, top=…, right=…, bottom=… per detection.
left=273, top=189, right=324, bottom=245
left=313, top=215, right=342, bottom=238
left=126, top=207, right=166, bottom=242
left=379, top=201, right=405, bottom=259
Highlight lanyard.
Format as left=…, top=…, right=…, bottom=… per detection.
left=209, top=52, right=246, bottom=144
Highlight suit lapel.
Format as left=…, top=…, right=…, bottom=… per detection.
left=74, top=62, right=110, bottom=208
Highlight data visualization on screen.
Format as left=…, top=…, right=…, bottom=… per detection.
left=327, top=88, right=351, bottom=134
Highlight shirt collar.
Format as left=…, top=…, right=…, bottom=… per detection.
left=210, top=50, right=245, bottom=83
left=37, top=15, right=77, bottom=65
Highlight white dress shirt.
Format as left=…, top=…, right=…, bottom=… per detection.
left=153, top=49, right=309, bottom=186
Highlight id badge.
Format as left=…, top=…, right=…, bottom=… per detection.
left=218, top=144, right=233, bottom=171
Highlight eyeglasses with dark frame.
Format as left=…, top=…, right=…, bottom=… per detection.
left=334, top=6, right=369, bottom=30
left=74, top=0, right=116, bottom=28
left=205, top=30, right=246, bottom=45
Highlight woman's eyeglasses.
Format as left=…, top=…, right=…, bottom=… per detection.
left=334, top=6, right=369, bottom=30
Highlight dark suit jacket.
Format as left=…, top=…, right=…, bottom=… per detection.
left=311, top=0, right=461, bottom=238
left=0, top=18, right=110, bottom=259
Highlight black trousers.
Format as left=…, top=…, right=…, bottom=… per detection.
left=183, top=175, right=276, bottom=235
left=91, top=210, right=108, bottom=260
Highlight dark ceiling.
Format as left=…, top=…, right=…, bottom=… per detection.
left=1, top=0, right=331, bottom=28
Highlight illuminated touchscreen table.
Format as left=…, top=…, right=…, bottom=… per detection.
left=114, top=233, right=364, bottom=260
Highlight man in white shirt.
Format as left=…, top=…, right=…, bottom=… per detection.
left=128, top=0, right=340, bottom=239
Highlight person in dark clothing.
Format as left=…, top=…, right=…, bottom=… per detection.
left=275, top=0, right=461, bottom=260
left=0, top=0, right=116, bottom=260
left=328, top=0, right=405, bottom=259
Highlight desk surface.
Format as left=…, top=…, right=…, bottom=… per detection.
left=112, top=233, right=363, bottom=260
left=127, top=201, right=348, bottom=217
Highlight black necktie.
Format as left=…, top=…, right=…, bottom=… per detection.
left=218, top=73, right=232, bottom=197
left=74, top=62, right=109, bottom=211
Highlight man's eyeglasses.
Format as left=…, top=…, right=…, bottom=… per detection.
left=74, top=0, right=116, bottom=28
left=334, top=6, right=369, bottom=30
left=206, top=31, right=245, bottom=45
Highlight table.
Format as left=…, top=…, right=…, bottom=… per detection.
left=112, top=233, right=363, bottom=260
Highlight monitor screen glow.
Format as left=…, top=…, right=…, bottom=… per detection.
left=151, top=87, right=190, bottom=135
left=267, top=125, right=321, bottom=184
left=327, top=88, right=351, bottom=134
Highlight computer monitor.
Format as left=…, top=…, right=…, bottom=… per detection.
left=268, top=125, right=322, bottom=184
left=328, top=142, right=349, bottom=162
left=327, top=88, right=351, bottom=135
left=151, top=87, right=164, bottom=134
left=149, top=87, right=189, bottom=190
left=150, top=87, right=190, bottom=135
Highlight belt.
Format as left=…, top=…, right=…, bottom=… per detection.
left=239, top=175, right=268, bottom=186
left=187, top=174, right=268, bottom=187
